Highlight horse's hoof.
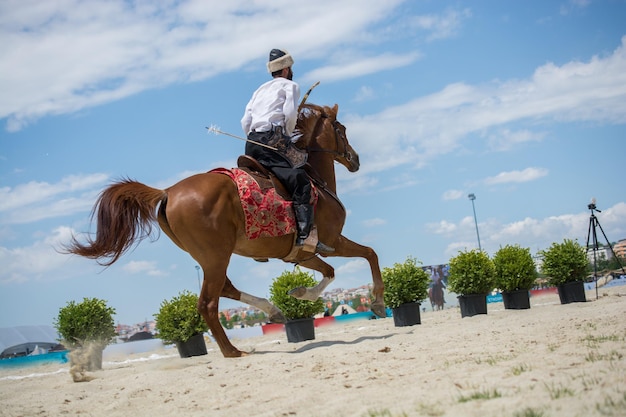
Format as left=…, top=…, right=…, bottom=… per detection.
left=288, top=286, right=307, bottom=298
left=269, top=311, right=287, bottom=324
left=371, top=304, right=387, bottom=318
left=223, top=350, right=244, bottom=358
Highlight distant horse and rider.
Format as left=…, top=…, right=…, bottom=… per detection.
left=428, top=265, right=447, bottom=311
left=64, top=103, right=386, bottom=358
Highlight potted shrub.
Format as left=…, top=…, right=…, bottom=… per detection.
left=54, top=297, right=116, bottom=380
left=539, top=239, right=589, bottom=304
left=493, top=244, right=538, bottom=309
left=154, top=290, right=209, bottom=357
left=269, top=268, right=325, bottom=343
left=382, top=256, right=430, bottom=326
left=447, top=249, right=495, bottom=317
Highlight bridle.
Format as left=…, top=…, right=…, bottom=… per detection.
left=301, top=113, right=351, bottom=213
left=305, top=117, right=353, bottom=162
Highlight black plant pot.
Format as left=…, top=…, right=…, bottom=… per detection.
left=502, top=289, right=531, bottom=310
left=285, top=318, right=315, bottom=343
left=557, top=280, right=586, bottom=304
left=175, top=333, right=208, bottom=358
left=458, top=294, right=488, bottom=318
left=392, top=302, right=421, bottom=327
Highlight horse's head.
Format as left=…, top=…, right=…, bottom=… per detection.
left=297, top=103, right=360, bottom=172
left=330, top=117, right=360, bottom=173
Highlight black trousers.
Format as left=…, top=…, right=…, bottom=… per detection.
left=245, top=132, right=311, bottom=205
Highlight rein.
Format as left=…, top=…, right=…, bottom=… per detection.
left=305, top=119, right=352, bottom=161
left=301, top=113, right=348, bottom=213
left=307, top=171, right=346, bottom=214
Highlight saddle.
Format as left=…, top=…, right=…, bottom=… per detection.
left=233, top=155, right=320, bottom=260
left=236, top=155, right=291, bottom=201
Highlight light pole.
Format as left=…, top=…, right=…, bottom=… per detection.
left=468, top=193, right=482, bottom=251
left=195, top=265, right=201, bottom=293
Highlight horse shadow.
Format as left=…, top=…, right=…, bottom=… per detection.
left=251, top=333, right=400, bottom=355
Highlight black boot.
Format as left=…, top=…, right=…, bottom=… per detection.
left=294, top=203, right=311, bottom=246
left=294, top=204, right=334, bottom=254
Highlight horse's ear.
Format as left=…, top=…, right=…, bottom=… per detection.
left=332, top=104, right=338, bottom=117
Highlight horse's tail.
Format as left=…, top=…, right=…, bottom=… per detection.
left=64, top=179, right=167, bottom=266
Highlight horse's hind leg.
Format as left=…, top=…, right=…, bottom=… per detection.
left=221, top=278, right=286, bottom=323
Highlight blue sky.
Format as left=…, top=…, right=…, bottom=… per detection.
left=1, top=0, right=625, bottom=328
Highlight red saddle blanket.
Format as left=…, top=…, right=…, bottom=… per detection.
left=212, top=168, right=315, bottom=240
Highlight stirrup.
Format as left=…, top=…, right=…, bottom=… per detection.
left=315, top=241, right=335, bottom=254
left=295, top=237, right=334, bottom=254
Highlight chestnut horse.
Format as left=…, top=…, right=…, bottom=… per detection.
left=65, top=104, right=385, bottom=358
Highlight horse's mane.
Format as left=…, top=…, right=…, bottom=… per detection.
left=295, top=103, right=337, bottom=148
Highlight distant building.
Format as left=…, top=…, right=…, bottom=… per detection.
left=586, top=246, right=614, bottom=263
left=532, top=254, right=544, bottom=273
left=613, top=239, right=626, bottom=259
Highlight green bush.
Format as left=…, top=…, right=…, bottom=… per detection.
left=493, top=244, right=538, bottom=292
left=447, top=249, right=495, bottom=295
left=269, top=268, right=325, bottom=320
left=382, top=256, right=430, bottom=308
left=539, top=239, right=589, bottom=286
left=54, top=297, right=116, bottom=349
left=154, top=290, right=208, bottom=344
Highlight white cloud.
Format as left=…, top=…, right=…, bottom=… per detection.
left=428, top=220, right=458, bottom=234
left=0, top=1, right=475, bottom=132
left=348, top=36, right=626, bottom=174
left=486, top=128, right=546, bottom=151
left=442, top=189, right=465, bottom=200
left=337, top=172, right=379, bottom=195
left=410, top=7, right=472, bottom=41
left=153, top=170, right=208, bottom=190
left=363, top=218, right=387, bottom=227
left=335, top=259, right=369, bottom=275
left=0, top=225, right=177, bottom=285
left=0, top=0, right=406, bottom=131
left=0, top=173, right=108, bottom=211
left=303, top=52, right=421, bottom=84
left=560, top=0, right=591, bottom=15
left=0, top=173, right=109, bottom=224
left=434, top=202, right=626, bottom=259
left=122, top=260, right=166, bottom=277
left=353, top=86, right=375, bottom=103
left=484, top=167, right=549, bottom=185
left=0, top=226, right=77, bottom=284
left=5, top=195, right=98, bottom=225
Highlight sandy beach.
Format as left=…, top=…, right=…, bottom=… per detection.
left=1, top=285, right=624, bottom=417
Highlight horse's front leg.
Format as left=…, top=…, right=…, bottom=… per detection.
left=322, top=234, right=386, bottom=318
left=287, top=257, right=335, bottom=301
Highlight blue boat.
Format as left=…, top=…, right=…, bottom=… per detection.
left=0, top=350, right=69, bottom=369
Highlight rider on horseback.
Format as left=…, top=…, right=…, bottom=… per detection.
left=241, top=48, right=334, bottom=254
